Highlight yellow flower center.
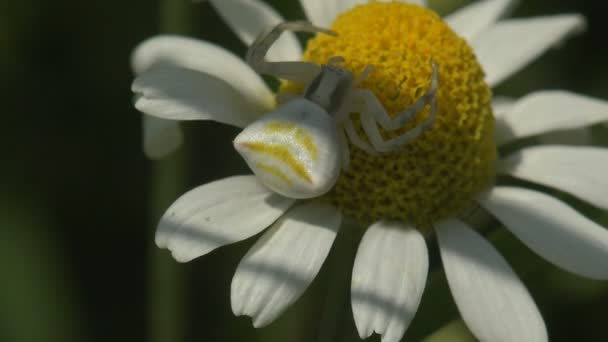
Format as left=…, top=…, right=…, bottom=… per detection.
left=280, top=2, right=496, bottom=231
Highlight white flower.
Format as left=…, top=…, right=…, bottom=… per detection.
left=131, top=1, right=608, bottom=341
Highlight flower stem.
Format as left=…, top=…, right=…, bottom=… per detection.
left=147, top=1, right=193, bottom=342
left=159, top=0, right=194, bottom=35
left=148, top=153, right=188, bottom=342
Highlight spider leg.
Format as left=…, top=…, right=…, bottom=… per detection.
left=359, top=110, right=393, bottom=153
left=353, top=61, right=439, bottom=131
left=359, top=91, right=438, bottom=152
left=328, top=56, right=346, bottom=65
left=246, top=21, right=336, bottom=84
left=343, top=117, right=377, bottom=155
left=354, top=64, right=374, bottom=86
left=338, top=128, right=351, bottom=170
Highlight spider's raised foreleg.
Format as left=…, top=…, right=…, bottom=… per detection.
left=352, top=61, right=439, bottom=131
left=246, top=21, right=336, bottom=84
left=354, top=64, right=374, bottom=86
left=358, top=92, right=438, bottom=152
left=338, top=128, right=351, bottom=170
left=342, top=118, right=377, bottom=155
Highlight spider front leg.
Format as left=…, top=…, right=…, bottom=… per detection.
left=338, top=128, right=351, bottom=170
left=342, top=118, right=377, bottom=155
left=246, top=21, right=336, bottom=84
left=353, top=61, right=438, bottom=131
left=358, top=97, right=436, bottom=152
left=351, top=61, right=439, bottom=152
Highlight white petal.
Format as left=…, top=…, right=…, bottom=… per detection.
left=492, top=95, right=515, bottom=116
left=209, top=0, right=301, bottom=61
left=131, top=35, right=273, bottom=108
left=234, top=98, right=341, bottom=199
left=133, top=66, right=271, bottom=127
left=495, top=91, right=608, bottom=145
left=492, top=95, right=515, bottom=119
left=351, top=221, right=428, bottom=342
left=445, top=0, right=514, bottom=41
left=300, top=0, right=426, bottom=28
left=492, top=96, right=514, bottom=144
left=156, top=176, right=295, bottom=262
left=500, top=145, right=608, bottom=210
left=299, top=0, right=353, bottom=28
left=231, top=201, right=341, bottom=327
left=142, top=115, right=183, bottom=159
left=405, top=0, right=426, bottom=7
left=480, top=186, right=608, bottom=280
left=436, top=220, right=547, bottom=342
left=473, top=15, right=586, bottom=87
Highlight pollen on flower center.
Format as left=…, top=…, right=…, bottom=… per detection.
left=280, top=2, right=496, bottom=231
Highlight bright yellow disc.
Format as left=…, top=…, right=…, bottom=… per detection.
left=280, top=2, right=496, bottom=231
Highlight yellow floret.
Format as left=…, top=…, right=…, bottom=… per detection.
left=280, top=2, right=496, bottom=231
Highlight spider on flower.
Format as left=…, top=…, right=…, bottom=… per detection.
left=234, top=21, right=439, bottom=199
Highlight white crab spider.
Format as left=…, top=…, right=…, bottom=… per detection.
left=234, top=21, right=439, bottom=199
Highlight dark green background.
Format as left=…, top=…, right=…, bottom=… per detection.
left=1, top=0, right=607, bottom=341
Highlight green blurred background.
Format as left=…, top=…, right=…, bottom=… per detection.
left=1, top=0, right=607, bottom=341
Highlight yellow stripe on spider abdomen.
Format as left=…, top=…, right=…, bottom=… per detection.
left=241, top=142, right=313, bottom=184
left=264, top=122, right=319, bottom=161
left=254, top=162, right=293, bottom=186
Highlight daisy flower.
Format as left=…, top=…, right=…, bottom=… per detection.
left=131, top=0, right=608, bottom=341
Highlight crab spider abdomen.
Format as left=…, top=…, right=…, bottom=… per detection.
left=234, top=98, right=341, bottom=199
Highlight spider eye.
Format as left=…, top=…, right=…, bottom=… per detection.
left=234, top=99, right=341, bottom=199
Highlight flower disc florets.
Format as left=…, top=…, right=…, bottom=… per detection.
left=281, top=2, right=496, bottom=230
